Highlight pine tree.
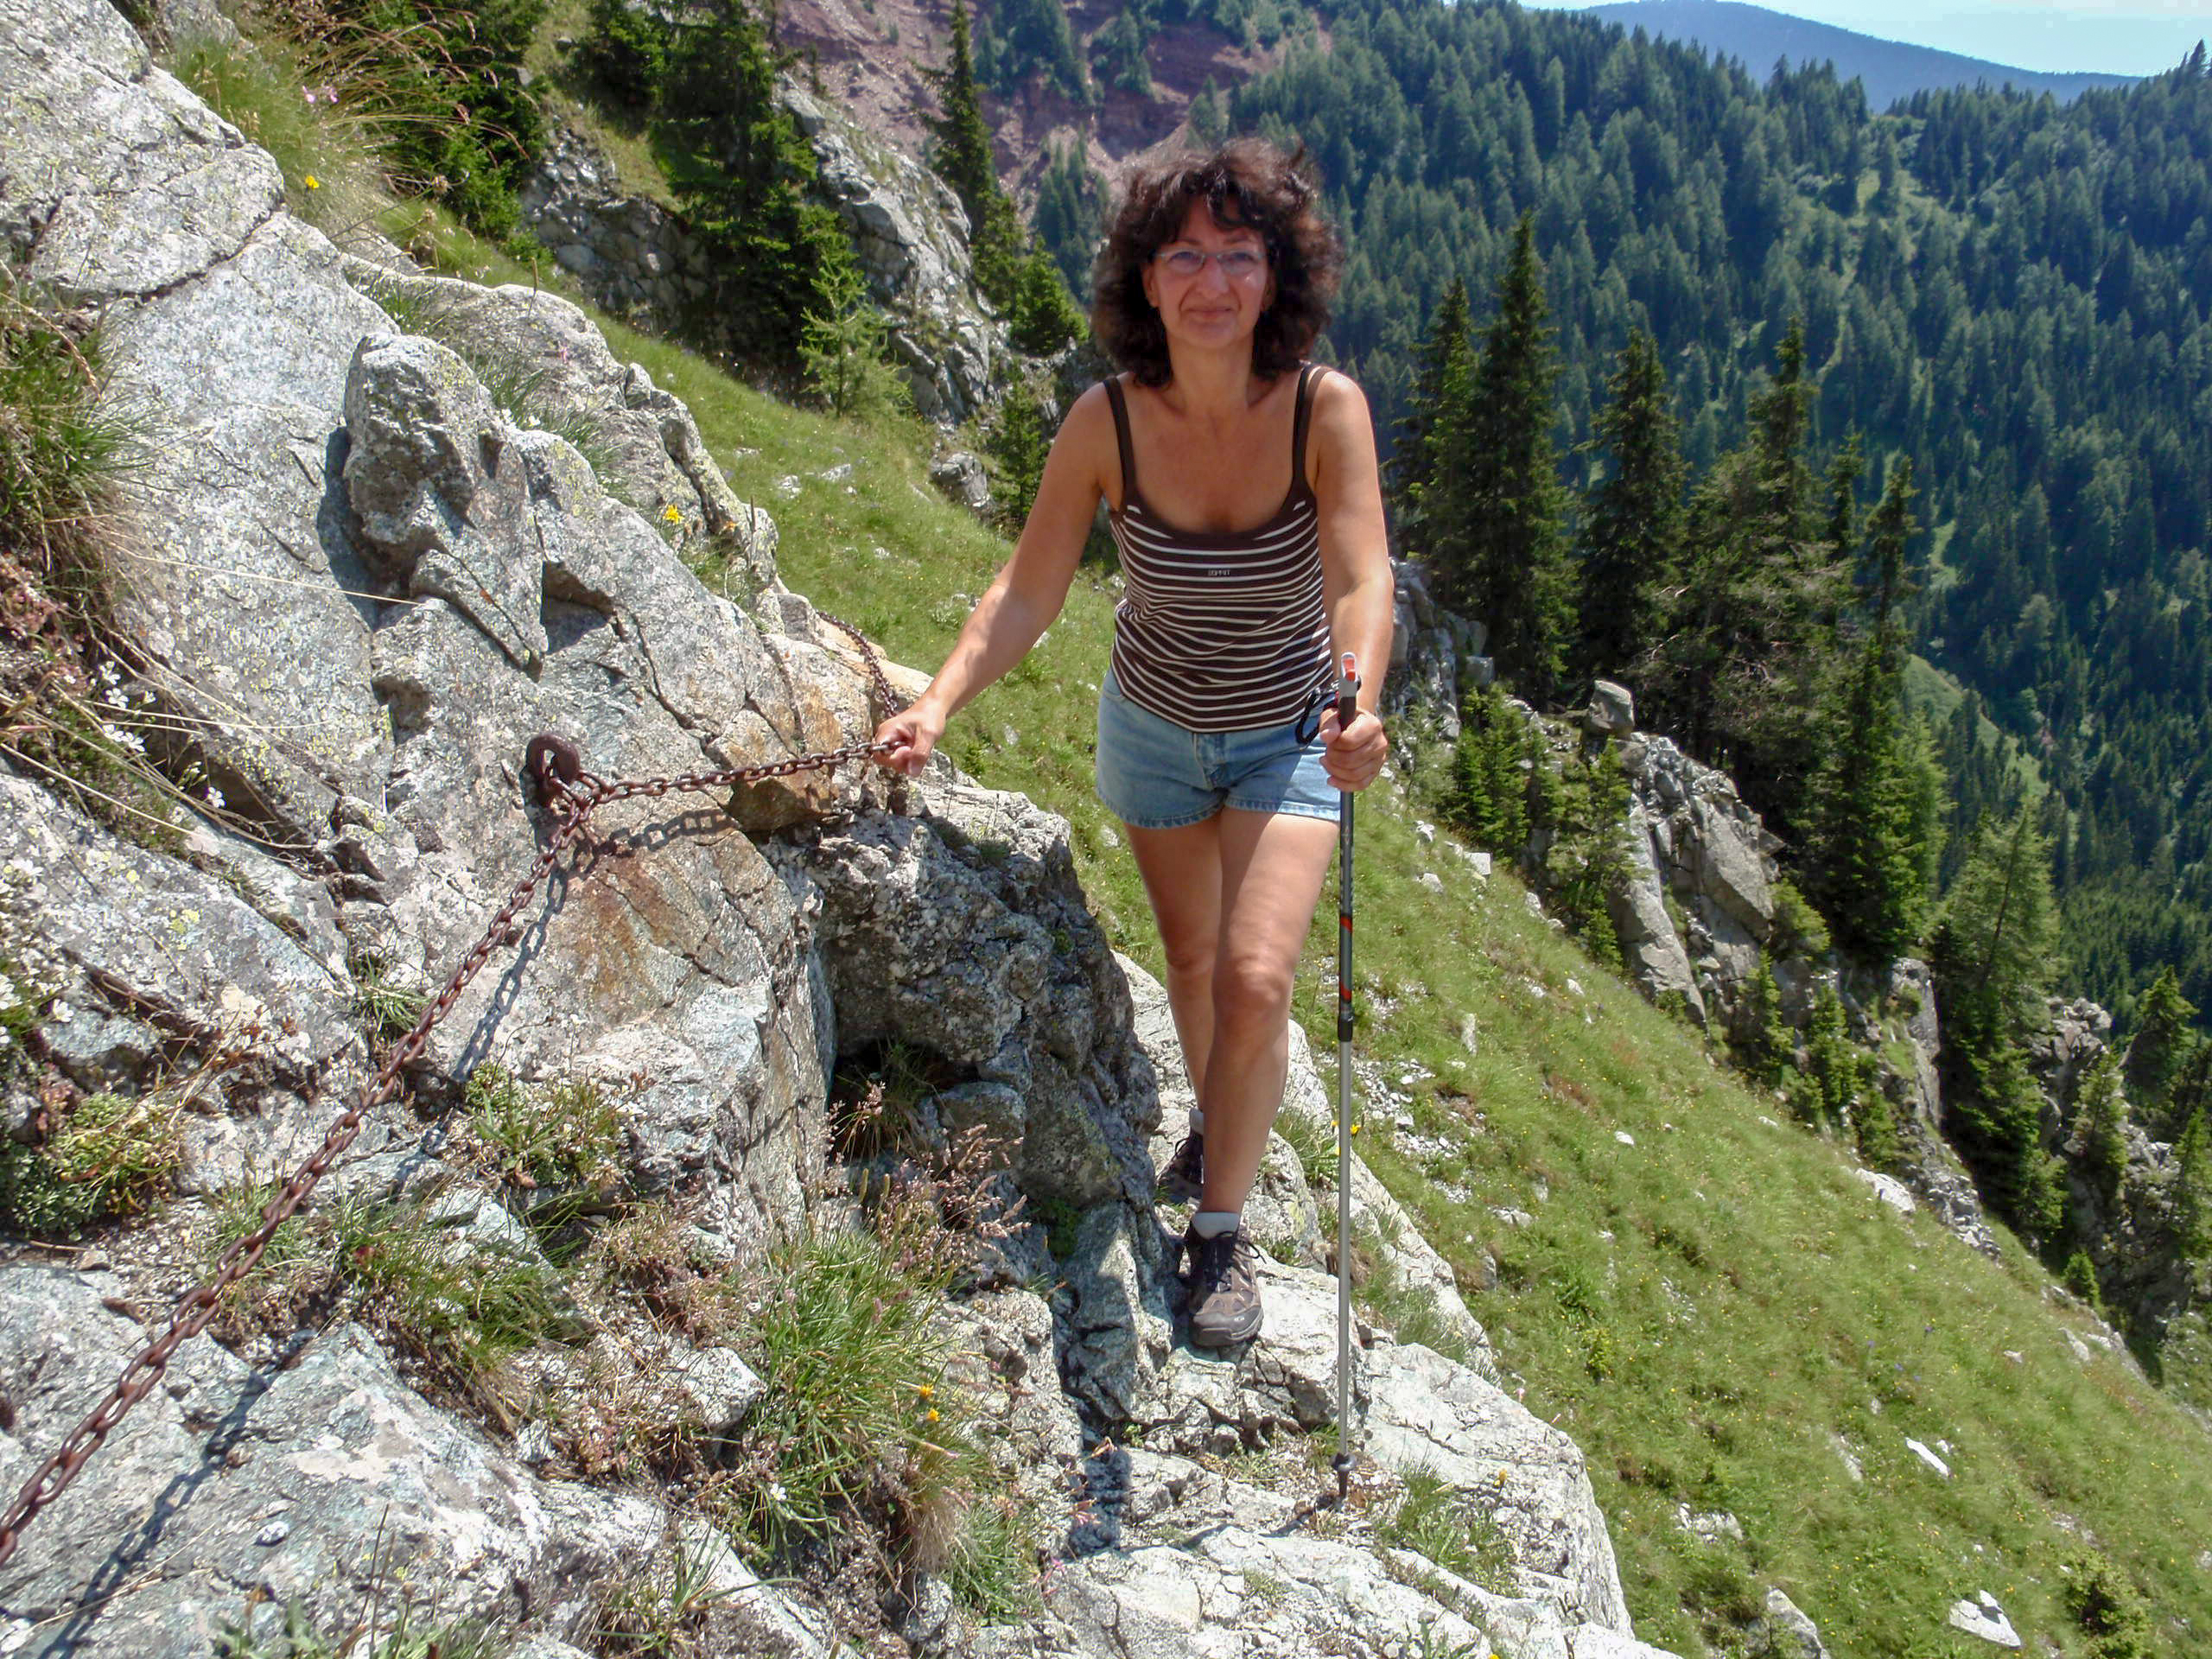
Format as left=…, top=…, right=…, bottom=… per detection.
left=1395, top=280, right=1472, bottom=539
left=1431, top=216, right=1573, bottom=702
left=2124, top=964, right=2197, bottom=1137
left=2075, top=1048, right=2133, bottom=1210
left=2177, top=1107, right=2212, bottom=1259
left=1855, top=1077, right=1903, bottom=1173
left=930, top=0, right=1020, bottom=280
left=927, top=1, right=1084, bottom=356
left=1452, top=683, right=1532, bottom=855
left=1649, top=319, right=1844, bottom=831
left=1731, top=955, right=1793, bottom=1088
left=1931, top=809, right=2067, bottom=1241
left=1033, top=142, right=1104, bottom=296
left=1188, top=76, right=1228, bottom=146
left=1805, top=456, right=1942, bottom=963
left=1823, top=430, right=1866, bottom=629
left=658, top=0, right=857, bottom=370
left=1578, top=326, right=1685, bottom=681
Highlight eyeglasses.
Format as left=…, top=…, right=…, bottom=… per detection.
left=1154, top=247, right=1267, bottom=280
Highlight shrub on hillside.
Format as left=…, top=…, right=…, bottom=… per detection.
left=278, top=0, right=549, bottom=239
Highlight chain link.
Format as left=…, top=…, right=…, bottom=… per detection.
left=0, top=615, right=906, bottom=1568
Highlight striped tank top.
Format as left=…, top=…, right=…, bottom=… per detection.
left=1103, top=363, right=1332, bottom=734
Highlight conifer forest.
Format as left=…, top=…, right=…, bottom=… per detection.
left=1169, top=3, right=2212, bottom=1052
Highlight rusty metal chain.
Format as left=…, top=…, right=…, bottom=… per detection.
left=0, top=613, right=906, bottom=1568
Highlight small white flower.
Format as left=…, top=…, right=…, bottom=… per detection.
left=205, top=786, right=226, bottom=810
left=767, top=1481, right=788, bottom=1504
left=48, top=1001, right=73, bottom=1023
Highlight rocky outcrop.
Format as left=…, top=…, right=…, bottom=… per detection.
left=785, top=85, right=1004, bottom=424
left=1387, top=564, right=2005, bottom=1262
left=2025, top=998, right=2202, bottom=1363
left=1034, top=1209, right=1646, bottom=1653
left=0, top=1273, right=662, bottom=1656
left=1383, top=558, right=1491, bottom=753
left=1615, top=729, right=1788, bottom=1030
left=518, top=89, right=1009, bottom=427
left=518, top=122, right=718, bottom=324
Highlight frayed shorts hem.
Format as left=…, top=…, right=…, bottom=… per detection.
left=1093, top=670, right=1339, bottom=831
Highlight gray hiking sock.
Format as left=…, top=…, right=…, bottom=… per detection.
left=1192, top=1209, right=1241, bottom=1239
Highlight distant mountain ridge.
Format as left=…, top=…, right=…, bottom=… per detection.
left=1581, top=0, right=2138, bottom=107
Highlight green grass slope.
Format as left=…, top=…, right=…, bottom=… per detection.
left=398, top=207, right=2212, bottom=1658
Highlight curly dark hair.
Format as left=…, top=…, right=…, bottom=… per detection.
left=1090, top=138, right=1342, bottom=388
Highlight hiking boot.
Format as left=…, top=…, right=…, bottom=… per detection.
left=1156, top=1133, right=1205, bottom=1202
left=1184, top=1224, right=1263, bottom=1347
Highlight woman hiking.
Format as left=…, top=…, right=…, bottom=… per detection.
left=874, top=139, right=1393, bottom=1346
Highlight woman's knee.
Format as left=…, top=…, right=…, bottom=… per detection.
left=1211, top=951, right=1294, bottom=1033
left=1160, top=931, right=1217, bottom=984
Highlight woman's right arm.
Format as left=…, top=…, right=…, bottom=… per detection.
left=874, top=385, right=1115, bottom=776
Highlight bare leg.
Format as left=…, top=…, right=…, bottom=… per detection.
left=1124, top=814, right=1224, bottom=1103
left=1126, top=807, right=1337, bottom=1212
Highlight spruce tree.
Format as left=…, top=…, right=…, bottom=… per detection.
left=658, top=0, right=856, bottom=370
left=2177, top=1107, right=2212, bottom=1260
left=930, top=0, right=1020, bottom=283
left=928, top=1, right=1084, bottom=355
left=1452, top=683, right=1532, bottom=855
left=1805, top=456, right=1942, bottom=963
left=1932, top=809, right=2067, bottom=1241
left=1432, top=215, right=1573, bottom=702
left=2076, top=1048, right=2133, bottom=1210
left=1188, top=76, right=1228, bottom=146
left=2124, top=964, right=2197, bottom=1137
left=1649, top=319, right=1844, bottom=830
left=1822, top=430, right=1866, bottom=631
left=1731, top=954, right=1793, bottom=1088
left=1578, top=325, right=1685, bottom=680
left=1396, top=280, right=1472, bottom=543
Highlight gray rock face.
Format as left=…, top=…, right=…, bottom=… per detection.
left=1363, top=1344, right=1630, bottom=1629
left=929, top=449, right=993, bottom=516
left=0, top=1271, right=660, bottom=1657
left=785, top=784, right=1159, bottom=1211
left=783, top=84, right=1001, bottom=424
left=1606, top=800, right=1706, bottom=1024
left=0, top=1, right=281, bottom=302
left=0, top=774, right=370, bottom=1192
left=1616, top=733, right=1787, bottom=1032
left=1586, top=680, right=1636, bottom=736
left=518, top=122, right=717, bottom=325
left=334, top=262, right=781, bottom=607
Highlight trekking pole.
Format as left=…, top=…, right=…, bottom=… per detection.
left=1332, top=651, right=1359, bottom=1506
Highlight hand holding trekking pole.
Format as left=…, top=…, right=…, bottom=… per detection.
left=1315, top=677, right=1388, bottom=792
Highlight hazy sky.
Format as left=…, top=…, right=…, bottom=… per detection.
left=1513, top=0, right=2211, bottom=77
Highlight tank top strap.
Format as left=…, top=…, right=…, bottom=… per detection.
left=1290, top=362, right=1321, bottom=495
left=1103, top=374, right=1139, bottom=510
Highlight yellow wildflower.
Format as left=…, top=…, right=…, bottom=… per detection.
left=303, top=174, right=321, bottom=190
left=662, top=505, right=683, bottom=524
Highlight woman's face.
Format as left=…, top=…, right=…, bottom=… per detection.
left=1141, top=200, right=1273, bottom=355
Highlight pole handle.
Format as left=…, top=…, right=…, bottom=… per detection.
left=1335, top=652, right=1359, bottom=729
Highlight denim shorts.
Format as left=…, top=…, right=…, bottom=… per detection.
left=1094, top=670, right=1341, bottom=830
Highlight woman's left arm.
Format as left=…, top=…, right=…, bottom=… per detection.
left=1310, top=371, right=1395, bottom=791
